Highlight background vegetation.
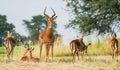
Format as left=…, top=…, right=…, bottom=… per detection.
left=65, top=0, right=120, bottom=35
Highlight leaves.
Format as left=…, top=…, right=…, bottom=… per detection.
left=65, top=0, right=120, bottom=35
left=0, top=15, right=15, bottom=46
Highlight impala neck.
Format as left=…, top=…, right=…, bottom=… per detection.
left=47, top=26, right=52, bottom=29
left=83, top=46, right=88, bottom=50
left=46, top=25, right=53, bottom=37
left=87, top=44, right=90, bottom=46
left=83, top=43, right=90, bottom=50
left=7, top=33, right=12, bottom=38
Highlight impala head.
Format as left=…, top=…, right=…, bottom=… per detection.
left=44, top=8, right=57, bottom=27
left=87, top=43, right=91, bottom=46
left=76, top=36, right=83, bottom=42
left=7, top=31, right=12, bottom=38
left=24, top=43, right=34, bottom=52
left=111, top=33, right=116, bottom=39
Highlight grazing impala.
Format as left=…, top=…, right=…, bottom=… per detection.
left=70, top=37, right=91, bottom=61
left=4, top=31, right=16, bottom=60
left=110, top=33, right=119, bottom=60
left=38, top=8, right=57, bottom=61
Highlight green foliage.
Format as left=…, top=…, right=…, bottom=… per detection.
left=23, top=15, right=57, bottom=43
left=0, top=15, right=15, bottom=46
left=13, top=32, right=27, bottom=45
left=65, top=0, right=120, bottom=35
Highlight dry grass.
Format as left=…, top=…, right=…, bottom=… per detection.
left=31, top=44, right=71, bottom=58
left=0, top=56, right=120, bottom=70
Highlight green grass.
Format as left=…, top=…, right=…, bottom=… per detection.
left=0, top=45, right=71, bottom=59
left=0, top=46, right=6, bottom=52
left=0, top=46, right=30, bottom=58
left=0, top=38, right=119, bottom=59
left=0, top=46, right=6, bottom=57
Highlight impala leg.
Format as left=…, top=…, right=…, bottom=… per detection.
left=7, top=55, right=10, bottom=61
left=40, top=46, right=43, bottom=60
left=85, top=49, right=87, bottom=53
left=7, top=51, right=10, bottom=61
left=113, top=50, right=115, bottom=59
left=115, top=52, right=117, bottom=60
left=6, top=47, right=10, bottom=61
left=76, top=51, right=79, bottom=60
left=10, top=49, right=13, bottom=60
left=113, top=50, right=116, bottom=60
left=73, top=50, right=77, bottom=62
left=8, top=47, right=14, bottom=60
left=112, top=49, right=114, bottom=59
left=11, top=47, right=14, bottom=60
left=79, top=52, right=83, bottom=60
left=114, top=51, right=116, bottom=60
left=114, top=49, right=118, bottom=61
left=46, top=44, right=50, bottom=62
left=51, top=44, right=54, bottom=61
left=116, top=51, right=118, bottom=61
left=116, top=48, right=118, bottom=61
left=39, top=42, right=43, bottom=60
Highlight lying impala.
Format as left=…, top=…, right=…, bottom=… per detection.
left=70, top=37, right=91, bottom=61
left=21, top=44, right=39, bottom=61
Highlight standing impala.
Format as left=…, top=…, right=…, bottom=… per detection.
left=4, top=31, right=16, bottom=60
left=110, top=33, right=119, bottom=61
left=38, top=8, right=57, bottom=61
left=70, top=37, right=91, bottom=61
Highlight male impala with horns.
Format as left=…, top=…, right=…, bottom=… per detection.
left=38, top=8, right=57, bottom=62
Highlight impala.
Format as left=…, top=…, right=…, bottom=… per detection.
left=21, top=44, right=34, bottom=61
left=110, top=33, right=119, bottom=61
left=70, top=37, right=91, bottom=61
left=4, top=31, right=16, bottom=60
left=38, top=8, right=57, bottom=61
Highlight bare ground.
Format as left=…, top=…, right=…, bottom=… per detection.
left=0, top=56, right=120, bottom=70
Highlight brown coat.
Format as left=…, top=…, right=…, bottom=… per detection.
left=39, top=28, right=54, bottom=43
left=110, top=38, right=118, bottom=50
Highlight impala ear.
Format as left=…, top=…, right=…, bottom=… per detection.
left=53, top=16, right=57, bottom=19
left=44, top=16, right=49, bottom=20
left=30, top=48, right=34, bottom=51
left=76, top=36, right=79, bottom=38
left=111, top=33, right=116, bottom=38
left=32, top=48, right=34, bottom=51
left=81, top=34, right=84, bottom=38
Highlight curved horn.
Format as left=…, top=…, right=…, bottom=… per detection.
left=51, top=8, right=56, bottom=18
left=44, top=7, right=49, bottom=18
